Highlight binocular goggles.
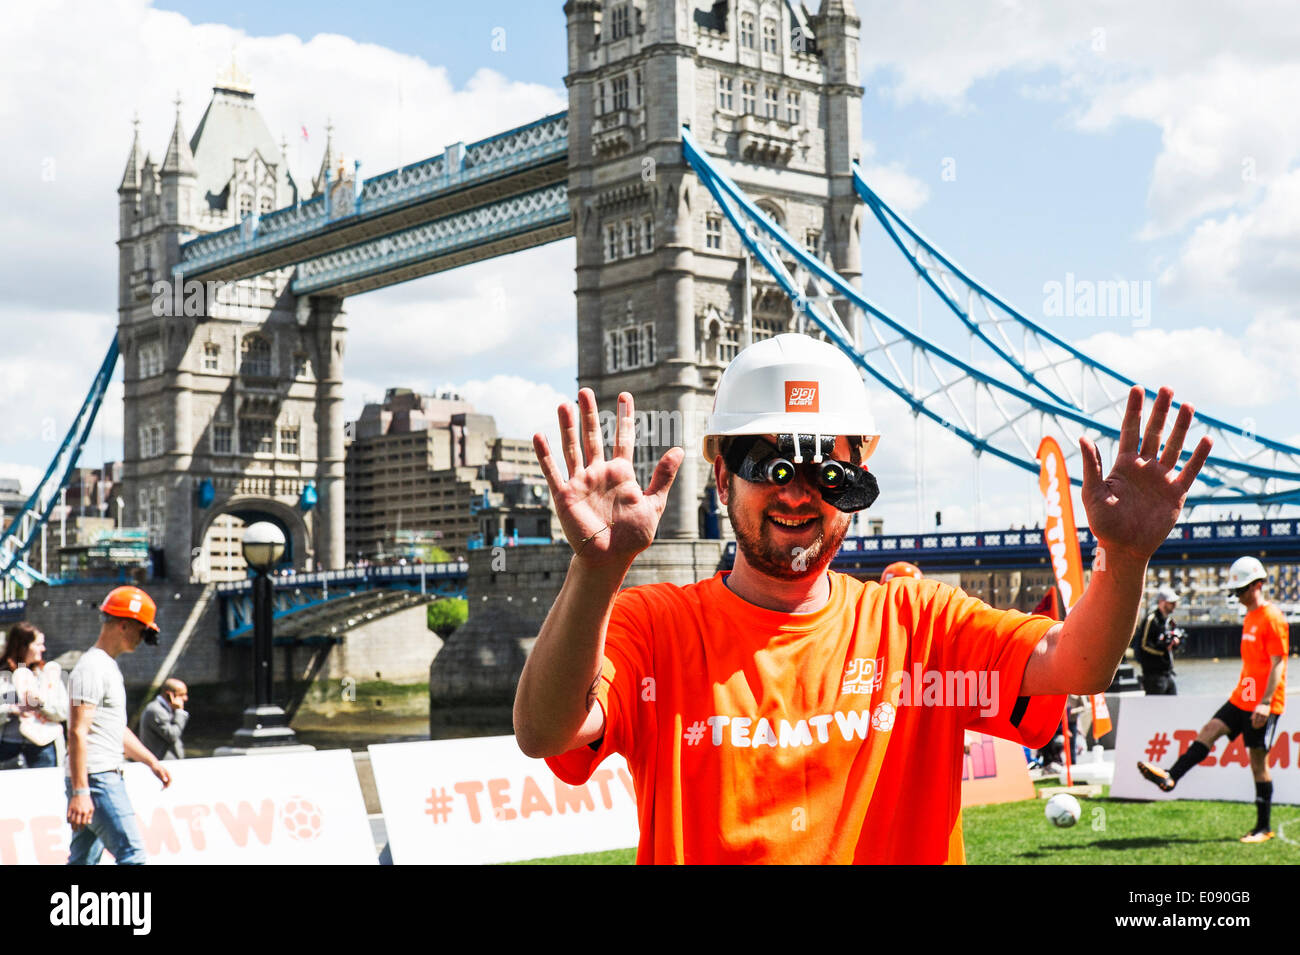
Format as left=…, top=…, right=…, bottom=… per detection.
left=724, top=434, right=880, bottom=513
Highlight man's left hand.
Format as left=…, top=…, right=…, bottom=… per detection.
left=1252, top=705, right=1270, bottom=729
left=1078, top=386, right=1212, bottom=563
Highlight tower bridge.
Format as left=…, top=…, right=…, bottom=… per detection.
left=4, top=0, right=1300, bottom=601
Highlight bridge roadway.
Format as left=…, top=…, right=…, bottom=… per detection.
left=5, top=518, right=1297, bottom=632
left=732, top=516, right=1300, bottom=575
left=176, top=112, right=571, bottom=297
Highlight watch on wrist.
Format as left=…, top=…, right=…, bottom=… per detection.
left=72, top=788, right=91, bottom=797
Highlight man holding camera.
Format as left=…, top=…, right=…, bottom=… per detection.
left=1136, top=584, right=1183, bottom=695
left=65, top=586, right=172, bottom=865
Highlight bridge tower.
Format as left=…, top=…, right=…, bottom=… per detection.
left=564, top=0, right=863, bottom=538
left=116, top=65, right=347, bottom=581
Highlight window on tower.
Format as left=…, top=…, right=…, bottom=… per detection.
left=786, top=90, right=801, bottom=125
left=239, top=418, right=273, bottom=455
left=718, top=75, right=734, bottom=111
left=610, top=4, right=629, bottom=40
left=612, top=75, right=629, bottom=111
left=138, top=341, right=163, bottom=378
left=705, top=213, right=723, bottom=250
left=241, top=334, right=272, bottom=377
left=740, top=14, right=755, bottom=48
left=765, top=87, right=779, bottom=119
left=202, top=342, right=220, bottom=372
left=741, top=80, right=756, bottom=115
left=605, top=224, right=620, bottom=262
left=238, top=193, right=252, bottom=218
left=763, top=19, right=779, bottom=53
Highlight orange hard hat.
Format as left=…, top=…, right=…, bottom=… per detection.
left=880, top=561, right=923, bottom=584
left=100, top=586, right=160, bottom=633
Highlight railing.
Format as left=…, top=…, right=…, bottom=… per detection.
left=721, top=518, right=1300, bottom=566
left=214, top=560, right=468, bottom=596
left=177, top=112, right=569, bottom=276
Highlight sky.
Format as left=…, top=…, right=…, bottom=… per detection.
left=1, top=0, right=1297, bottom=536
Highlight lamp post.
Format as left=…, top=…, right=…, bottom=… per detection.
left=220, top=521, right=308, bottom=753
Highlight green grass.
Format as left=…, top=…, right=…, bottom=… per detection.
left=964, top=788, right=1300, bottom=865
left=509, top=848, right=636, bottom=865
left=511, top=789, right=1300, bottom=864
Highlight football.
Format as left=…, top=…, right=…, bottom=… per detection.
left=1045, top=793, right=1082, bottom=828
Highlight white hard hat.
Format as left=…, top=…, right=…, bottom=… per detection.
left=1223, top=556, right=1267, bottom=591
left=701, top=334, right=880, bottom=462
left=1155, top=584, right=1179, bottom=603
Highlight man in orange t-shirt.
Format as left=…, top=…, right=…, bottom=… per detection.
left=515, top=334, right=1211, bottom=864
left=1138, top=555, right=1288, bottom=842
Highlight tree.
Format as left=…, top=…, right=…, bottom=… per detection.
left=427, top=597, right=468, bottom=637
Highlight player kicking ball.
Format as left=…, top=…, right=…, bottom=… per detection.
left=1137, top=556, right=1288, bottom=843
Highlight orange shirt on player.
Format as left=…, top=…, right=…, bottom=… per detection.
left=1229, top=603, right=1288, bottom=714
left=546, top=571, right=1064, bottom=864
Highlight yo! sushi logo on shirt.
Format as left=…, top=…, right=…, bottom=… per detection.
left=841, top=657, right=883, bottom=695
left=785, top=380, right=819, bottom=412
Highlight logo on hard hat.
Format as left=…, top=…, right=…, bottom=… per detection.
left=785, top=380, right=819, bottom=412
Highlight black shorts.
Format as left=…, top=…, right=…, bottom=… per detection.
left=1212, top=701, right=1281, bottom=750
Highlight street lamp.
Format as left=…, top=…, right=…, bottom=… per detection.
left=220, top=520, right=308, bottom=753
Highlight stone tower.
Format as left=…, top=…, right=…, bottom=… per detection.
left=564, top=0, right=864, bottom=539
left=117, top=65, right=347, bottom=581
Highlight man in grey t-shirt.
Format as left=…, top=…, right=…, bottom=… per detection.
left=66, top=586, right=172, bottom=865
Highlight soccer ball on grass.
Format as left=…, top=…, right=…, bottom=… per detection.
left=1044, top=793, right=1082, bottom=828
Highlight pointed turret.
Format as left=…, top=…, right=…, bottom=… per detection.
left=161, top=94, right=197, bottom=178
left=160, top=95, right=198, bottom=228
left=311, top=119, right=336, bottom=197
left=118, top=114, right=144, bottom=193
left=139, top=152, right=159, bottom=217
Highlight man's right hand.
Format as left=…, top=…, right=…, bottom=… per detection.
left=533, top=388, right=683, bottom=569
left=68, top=793, right=93, bottom=830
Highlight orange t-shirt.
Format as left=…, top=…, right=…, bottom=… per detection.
left=546, top=571, right=1064, bottom=864
left=1229, top=604, right=1288, bottom=714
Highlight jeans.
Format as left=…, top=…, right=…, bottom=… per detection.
left=66, top=771, right=147, bottom=865
left=0, top=739, right=58, bottom=768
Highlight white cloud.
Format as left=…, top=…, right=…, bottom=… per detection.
left=436, top=374, right=572, bottom=453
left=0, top=464, right=45, bottom=499
left=858, top=141, right=931, bottom=214
left=856, top=1, right=1300, bottom=282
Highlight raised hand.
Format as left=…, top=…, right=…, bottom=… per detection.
left=1078, top=386, right=1213, bottom=563
left=533, top=388, right=683, bottom=568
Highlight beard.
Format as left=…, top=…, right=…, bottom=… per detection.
left=726, top=486, right=852, bottom=581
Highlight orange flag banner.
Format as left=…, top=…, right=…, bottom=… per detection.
left=1035, top=436, right=1085, bottom=613
left=1035, top=437, right=1111, bottom=741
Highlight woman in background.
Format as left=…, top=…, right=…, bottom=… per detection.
left=0, top=622, right=68, bottom=768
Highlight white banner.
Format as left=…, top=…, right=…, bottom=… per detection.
left=1112, top=693, right=1298, bottom=803
left=0, top=750, right=376, bottom=865
left=369, top=736, right=638, bottom=864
